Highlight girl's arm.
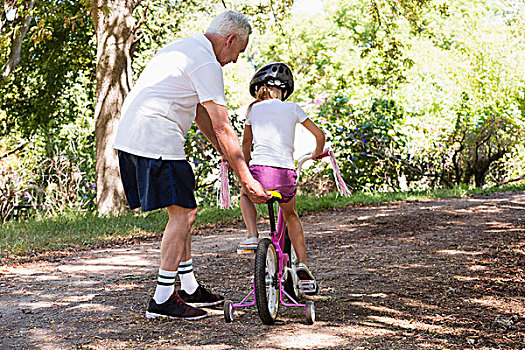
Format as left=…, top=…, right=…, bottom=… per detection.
left=242, top=124, right=253, bottom=166
left=301, top=118, right=326, bottom=159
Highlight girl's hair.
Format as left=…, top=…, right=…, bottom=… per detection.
left=255, top=86, right=274, bottom=101
left=206, top=11, right=252, bottom=43
left=246, top=86, right=281, bottom=117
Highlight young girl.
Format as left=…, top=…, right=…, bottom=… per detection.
left=238, top=62, right=325, bottom=286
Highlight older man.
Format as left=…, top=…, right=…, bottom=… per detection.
left=114, top=10, right=269, bottom=320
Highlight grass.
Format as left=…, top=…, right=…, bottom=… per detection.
left=2, top=181, right=525, bottom=263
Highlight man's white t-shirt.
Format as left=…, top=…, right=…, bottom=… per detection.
left=114, top=33, right=226, bottom=160
left=246, top=99, right=308, bottom=169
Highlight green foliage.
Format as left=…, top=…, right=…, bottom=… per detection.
left=3, top=183, right=525, bottom=263
left=2, top=0, right=525, bottom=221
left=0, top=112, right=96, bottom=222
left=0, top=0, right=95, bottom=137
left=310, top=92, right=409, bottom=191
left=445, top=94, right=524, bottom=187
left=291, top=0, right=525, bottom=191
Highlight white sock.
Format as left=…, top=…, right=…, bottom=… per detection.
left=153, top=268, right=177, bottom=304
left=178, top=259, right=199, bottom=294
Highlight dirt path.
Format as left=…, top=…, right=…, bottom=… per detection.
left=1, top=192, right=524, bottom=349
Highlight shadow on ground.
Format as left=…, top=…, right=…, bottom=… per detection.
left=1, top=191, right=524, bottom=349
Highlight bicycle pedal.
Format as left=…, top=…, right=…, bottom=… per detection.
left=237, top=248, right=255, bottom=255
left=298, top=280, right=316, bottom=293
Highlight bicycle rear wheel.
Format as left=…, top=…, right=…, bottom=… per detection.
left=283, top=229, right=301, bottom=301
left=254, top=238, right=279, bottom=324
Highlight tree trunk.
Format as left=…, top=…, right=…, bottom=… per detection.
left=91, top=0, right=136, bottom=214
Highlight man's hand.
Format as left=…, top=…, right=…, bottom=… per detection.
left=243, top=178, right=270, bottom=204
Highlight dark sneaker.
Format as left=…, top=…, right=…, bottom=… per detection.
left=178, top=285, right=224, bottom=308
left=145, top=291, right=207, bottom=320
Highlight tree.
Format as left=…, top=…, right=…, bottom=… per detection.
left=89, top=0, right=137, bottom=214
left=2, top=0, right=442, bottom=216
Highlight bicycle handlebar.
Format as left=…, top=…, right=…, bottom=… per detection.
left=296, top=149, right=331, bottom=178
left=264, top=150, right=331, bottom=203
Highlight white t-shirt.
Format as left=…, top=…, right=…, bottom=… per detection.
left=114, top=33, right=226, bottom=160
left=246, top=99, right=308, bottom=169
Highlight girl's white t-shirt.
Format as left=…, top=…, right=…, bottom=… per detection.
left=246, top=99, right=308, bottom=169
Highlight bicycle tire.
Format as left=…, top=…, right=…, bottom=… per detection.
left=224, top=300, right=234, bottom=323
left=283, top=228, right=301, bottom=301
left=305, top=300, right=315, bottom=324
left=254, top=238, right=279, bottom=324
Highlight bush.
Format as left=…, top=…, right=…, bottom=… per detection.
left=309, top=91, right=410, bottom=192
left=0, top=116, right=95, bottom=222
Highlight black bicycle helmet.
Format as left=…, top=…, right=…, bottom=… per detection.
left=249, top=62, right=294, bottom=101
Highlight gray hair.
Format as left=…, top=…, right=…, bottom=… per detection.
left=206, top=10, right=252, bottom=43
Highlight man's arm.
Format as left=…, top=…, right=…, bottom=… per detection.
left=195, top=103, right=223, bottom=156
left=202, top=101, right=270, bottom=204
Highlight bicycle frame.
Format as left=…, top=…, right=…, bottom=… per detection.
left=229, top=150, right=330, bottom=317
left=229, top=197, right=302, bottom=310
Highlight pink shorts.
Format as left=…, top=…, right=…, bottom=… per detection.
left=249, top=165, right=297, bottom=203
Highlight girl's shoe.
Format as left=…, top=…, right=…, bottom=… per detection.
left=296, top=263, right=318, bottom=295
left=296, top=262, right=315, bottom=281
left=237, top=236, right=258, bottom=254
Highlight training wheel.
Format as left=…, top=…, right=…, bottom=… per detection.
left=305, top=300, right=315, bottom=324
left=224, top=300, right=234, bottom=323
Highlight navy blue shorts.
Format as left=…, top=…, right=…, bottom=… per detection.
left=118, top=151, right=197, bottom=212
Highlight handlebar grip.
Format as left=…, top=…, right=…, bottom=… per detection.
left=314, top=149, right=330, bottom=160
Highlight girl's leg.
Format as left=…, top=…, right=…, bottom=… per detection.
left=240, top=191, right=258, bottom=238
left=279, top=197, right=307, bottom=265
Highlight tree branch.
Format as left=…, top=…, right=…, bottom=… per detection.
left=1, top=0, right=35, bottom=81
left=132, top=0, right=149, bottom=37
left=497, top=174, right=525, bottom=187
left=1, top=140, right=30, bottom=159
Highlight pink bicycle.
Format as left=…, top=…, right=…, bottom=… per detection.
left=224, top=150, right=331, bottom=325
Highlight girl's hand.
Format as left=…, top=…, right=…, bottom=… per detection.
left=312, top=149, right=324, bottom=160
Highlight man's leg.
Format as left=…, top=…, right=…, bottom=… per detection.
left=146, top=205, right=207, bottom=320
left=177, top=214, right=225, bottom=307
left=178, top=232, right=199, bottom=295
left=159, top=205, right=197, bottom=271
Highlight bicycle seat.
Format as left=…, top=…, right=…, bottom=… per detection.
left=266, top=190, right=282, bottom=204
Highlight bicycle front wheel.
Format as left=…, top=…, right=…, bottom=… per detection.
left=254, top=238, right=279, bottom=324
